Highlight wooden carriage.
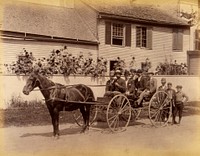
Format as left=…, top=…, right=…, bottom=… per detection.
left=73, top=91, right=173, bottom=132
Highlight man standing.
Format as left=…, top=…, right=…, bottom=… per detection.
left=158, top=78, right=167, bottom=91
left=165, top=82, right=176, bottom=122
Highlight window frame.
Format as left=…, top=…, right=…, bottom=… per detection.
left=135, top=25, right=152, bottom=50
left=136, top=26, right=147, bottom=48
left=111, top=23, right=126, bottom=46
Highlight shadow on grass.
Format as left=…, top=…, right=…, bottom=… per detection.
left=183, top=101, right=200, bottom=117
left=20, top=126, right=83, bottom=138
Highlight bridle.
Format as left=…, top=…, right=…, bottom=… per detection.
left=31, top=77, right=56, bottom=91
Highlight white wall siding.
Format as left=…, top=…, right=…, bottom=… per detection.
left=1, top=39, right=98, bottom=65
left=98, top=20, right=190, bottom=71
left=74, top=0, right=98, bottom=37
left=1, top=75, right=199, bottom=108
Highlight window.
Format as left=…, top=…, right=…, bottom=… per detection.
left=136, top=26, right=152, bottom=49
left=195, top=29, right=200, bottom=50
left=136, top=27, right=147, bottom=47
left=173, top=29, right=183, bottom=51
left=105, top=22, right=131, bottom=47
left=112, top=23, right=124, bottom=46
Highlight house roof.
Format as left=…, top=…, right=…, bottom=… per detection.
left=0, top=1, right=98, bottom=44
left=82, top=0, right=189, bottom=27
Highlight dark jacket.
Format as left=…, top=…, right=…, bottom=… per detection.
left=105, top=79, right=115, bottom=92
left=114, top=77, right=126, bottom=93
left=127, top=77, right=136, bottom=94
left=135, top=75, right=149, bottom=91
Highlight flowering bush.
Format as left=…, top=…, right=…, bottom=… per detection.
left=4, top=48, right=35, bottom=75
left=155, top=61, right=188, bottom=75
left=4, top=47, right=107, bottom=77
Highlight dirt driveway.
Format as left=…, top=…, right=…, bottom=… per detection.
left=1, top=115, right=200, bottom=156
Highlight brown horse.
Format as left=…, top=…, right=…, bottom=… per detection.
left=22, top=70, right=95, bottom=138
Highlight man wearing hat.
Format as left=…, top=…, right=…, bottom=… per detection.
left=158, top=78, right=167, bottom=91
left=173, top=85, right=189, bottom=124
left=113, top=70, right=126, bottom=93
left=127, top=69, right=137, bottom=96
left=135, top=69, right=147, bottom=93
left=105, top=70, right=115, bottom=92
left=164, top=82, right=176, bottom=122
left=136, top=71, right=157, bottom=107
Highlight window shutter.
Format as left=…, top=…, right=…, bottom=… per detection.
left=125, top=24, right=131, bottom=47
left=195, top=30, right=199, bottom=50
left=105, top=21, right=111, bottom=44
left=177, top=29, right=183, bottom=51
left=136, top=27, right=141, bottom=47
left=147, top=27, right=153, bottom=49
left=172, top=29, right=178, bottom=50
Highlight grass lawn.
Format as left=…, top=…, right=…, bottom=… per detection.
left=0, top=101, right=200, bottom=128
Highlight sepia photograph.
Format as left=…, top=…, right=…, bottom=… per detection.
left=0, top=0, right=200, bottom=155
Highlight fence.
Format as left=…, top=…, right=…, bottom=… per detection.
left=0, top=74, right=199, bottom=109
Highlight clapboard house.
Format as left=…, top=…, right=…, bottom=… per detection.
left=0, top=0, right=192, bottom=74
left=0, top=1, right=98, bottom=66
left=75, top=0, right=191, bottom=72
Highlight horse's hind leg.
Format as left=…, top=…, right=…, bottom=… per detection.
left=80, top=106, right=88, bottom=133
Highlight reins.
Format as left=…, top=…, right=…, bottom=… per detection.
left=32, top=84, right=106, bottom=91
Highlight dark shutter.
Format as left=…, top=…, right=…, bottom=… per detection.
left=125, top=24, right=131, bottom=47
left=172, top=29, right=178, bottom=50
left=147, top=27, right=153, bottom=49
left=136, top=27, right=141, bottom=47
left=177, top=29, right=183, bottom=51
left=105, top=21, right=111, bottom=44
left=195, top=29, right=199, bottom=50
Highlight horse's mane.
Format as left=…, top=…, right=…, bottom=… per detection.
left=38, top=74, right=56, bottom=87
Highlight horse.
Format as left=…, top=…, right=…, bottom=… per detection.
left=22, top=70, right=95, bottom=138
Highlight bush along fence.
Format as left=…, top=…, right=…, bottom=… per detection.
left=3, top=46, right=188, bottom=76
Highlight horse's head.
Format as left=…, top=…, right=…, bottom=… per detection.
left=23, top=71, right=40, bottom=95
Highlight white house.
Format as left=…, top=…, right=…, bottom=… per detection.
left=1, top=0, right=197, bottom=74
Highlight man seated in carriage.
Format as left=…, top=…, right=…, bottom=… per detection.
left=135, top=71, right=157, bottom=107
left=135, top=69, right=149, bottom=95
left=126, top=69, right=138, bottom=99
left=104, top=70, right=126, bottom=97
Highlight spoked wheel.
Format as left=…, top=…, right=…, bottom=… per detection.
left=73, top=105, right=98, bottom=127
left=131, top=108, right=142, bottom=120
left=106, top=94, right=132, bottom=132
left=149, top=91, right=172, bottom=127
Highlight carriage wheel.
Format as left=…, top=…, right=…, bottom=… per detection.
left=106, top=94, right=132, bottom=132
left=131, top=108, right=142, bottom=120
left=149, top=91, right=172, bottom=127
left=73, top=105, right=98, bottom=127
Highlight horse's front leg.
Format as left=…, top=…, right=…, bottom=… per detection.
left=52, top=107, right=60, bottom=138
